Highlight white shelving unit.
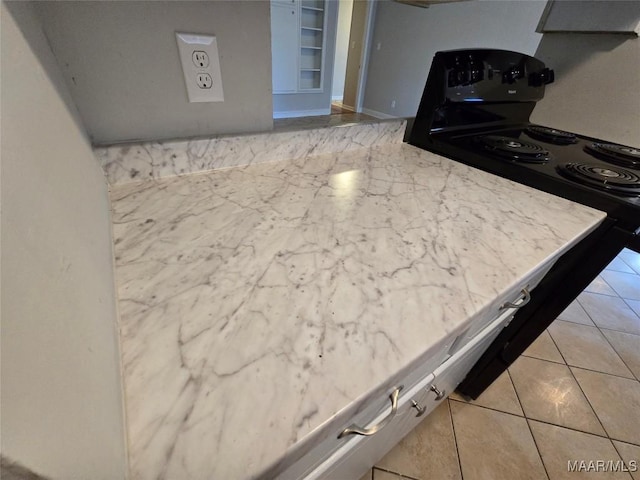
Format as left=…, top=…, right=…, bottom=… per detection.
left=271, top=0, right=326, bottom=93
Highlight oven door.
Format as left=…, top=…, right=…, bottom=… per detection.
left=457, top=217, right=634, bottom=398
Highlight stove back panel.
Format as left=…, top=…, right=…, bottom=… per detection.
left=409, top=49, right=551, bottom=143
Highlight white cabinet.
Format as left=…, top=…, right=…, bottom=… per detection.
left=271, top=2, right=299, bottom=93
left=271, top=0, right=326, bottom=93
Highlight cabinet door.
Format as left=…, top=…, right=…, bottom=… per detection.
left=271, top=2, right=298, bottom=93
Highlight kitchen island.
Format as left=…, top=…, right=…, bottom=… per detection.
left=109, top=140, right=605, bottom=479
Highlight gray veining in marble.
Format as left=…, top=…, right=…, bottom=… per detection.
left=96, top=119, right=406, bottom=185
left=110, top=143, right=605, bottom=479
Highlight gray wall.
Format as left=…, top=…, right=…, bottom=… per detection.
left=1, top=2, right=127, bottom=478
left=531, top=34, right=640, bottom=148
left=273, top=0, right=339, bottom=116
left=362, top=0, right=546, bottom=118
left=35, top=1, right=274, bottom=145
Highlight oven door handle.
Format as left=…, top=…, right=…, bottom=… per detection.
left=500, top=287, right=531, bottom=310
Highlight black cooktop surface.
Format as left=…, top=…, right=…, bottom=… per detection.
left=428, top=124, right=640, bottom=229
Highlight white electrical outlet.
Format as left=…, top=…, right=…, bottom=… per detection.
left=176, top=32, right=224, bottom=103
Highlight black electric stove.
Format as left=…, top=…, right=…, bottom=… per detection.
left=408, top=49, right=640, bottom=398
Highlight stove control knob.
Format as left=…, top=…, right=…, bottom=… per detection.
left=502, top=65, right=524, bottom=84
left=529, top=68, right=555, bottom=86
left=467, top=55, right=484, bottom=84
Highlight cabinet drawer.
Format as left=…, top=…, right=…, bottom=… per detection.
left=276, top=344, right=449, bottom=480
left=309, top=309, right=516, bottom=479
left=307, top=372, right=438, bottom=480
left=450, top=257, right=557, bottom=356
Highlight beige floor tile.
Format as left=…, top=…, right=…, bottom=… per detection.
left=606, top=257, right=636, bottom=274
left=600, top=271, right=640, bottom=301
left=373, top=469, right=414, bottom=480
left=523, top=329, right=565, bottom=364
left=578, top=293, right=640, bottom=336
left=376, top=401, right=461, bottom=480
left=601, top=330, right=640, bottom=380
left=509, top=356, right=605, bottom=435
left=548, top=321, right=634, bottom=378
left=359, top=469, right=373, bottom=480
left=529, top=420, right=631, bottom=480
left=449, top=401, right=546, bottom=480
left=625, top=299, right=640, bottom=318
left=612, top=441, right=640, bottom=480
left=557, top=300, right=595, bottom=326
left=585, top=275, right=619, bottom=297
left=619, top=249, right=640, bottom=276
left=450, top=370, right=523, bottom=416
left=572, top=368, right=640, bottom=445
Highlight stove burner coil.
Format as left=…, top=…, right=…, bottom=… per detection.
left=479, top=135, right=550, bottom=163
left=585, top=143, right=640, bottom=170
left=525, top=126, right=577, bottom=145
left=557, top=163, right=640, bottom=196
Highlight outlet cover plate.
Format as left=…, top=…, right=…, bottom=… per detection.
left=176, top=32, right=224, bottom=103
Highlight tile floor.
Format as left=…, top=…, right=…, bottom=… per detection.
left=361, top=248, right=640, bottom=480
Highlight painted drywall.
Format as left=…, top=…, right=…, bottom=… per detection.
left=34, top=1, right=274, bottom=145
left=1, top=2, right=127, bottom=478
left=332, top=0, right=354, bottom=100
left=272, top=0, right=338, bottom=117
left=362, top=0, right=546, bottom=118
left=531, top=34, right=640, bottom=148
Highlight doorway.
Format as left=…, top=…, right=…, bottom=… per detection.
left=270, top=0, right=375, bottom=119
left=332, top=0, right=375, bottom=114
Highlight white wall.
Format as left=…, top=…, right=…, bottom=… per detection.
left=531, top=34, right=640, bottom=148
left=1, top=2, right=127, bottom=478
left=332, top=0, right=354, bottom=100
left=362, top=0, right=546, bottom=118
left=34, top=1, right=274, bottom=145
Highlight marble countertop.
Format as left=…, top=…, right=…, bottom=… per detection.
left=110, top=142, right=605, bottom=479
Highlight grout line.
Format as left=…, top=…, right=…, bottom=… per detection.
left=621, top=296, right=640, bottom=318
left=519, top=353, right=565, bottom=365
left=609, top=437, right=640, bottom=448
left=373, top=466, right=420, bottom=480
left=506, top=368, right=526, bottom=415
left=521, top=416, right=612, bottom=441
left=446, top=399, right=465, bottom=480
left=565, top=365, right=627, bottom=443
left=610, top=440, right=639, bottom=475
left=594, top=326, right=640, bottom=382
left=523, top=418, right=551, bottom=480
left=506, top=368, right=551, bottom=479
left=548, top=320, right=636, bottom=381
left=544, top=329, right=612, bottom=438
left=449, top=397, right=525, bottom=420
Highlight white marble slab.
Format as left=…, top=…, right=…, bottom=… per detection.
left=110, top=143, right=605, bottom=479
left=96, top=119, right=406, bottom=185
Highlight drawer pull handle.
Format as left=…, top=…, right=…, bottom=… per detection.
left=411, top=400, right=426, bottom=417
left=430, top=384, right=446, bottom=400
left=500, top=287, right=531, bottom=310
left=338, top=386, right=403, bottom=438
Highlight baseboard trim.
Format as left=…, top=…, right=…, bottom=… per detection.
left=273, top=109, right=331, bottom=119
left=360, top=108, right=397, bottom=120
